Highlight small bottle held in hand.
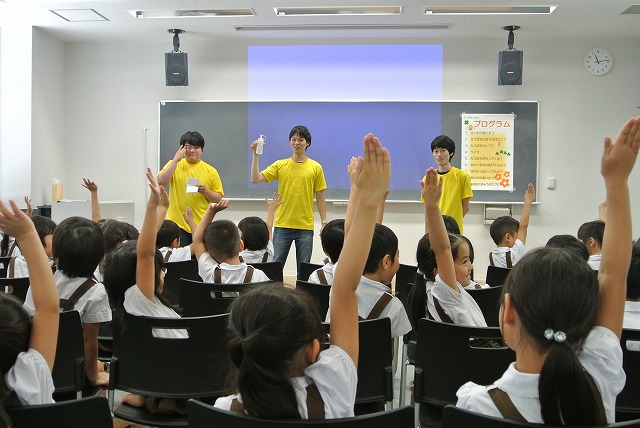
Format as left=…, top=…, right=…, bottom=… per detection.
left=256, top=134, right=266, bottom=155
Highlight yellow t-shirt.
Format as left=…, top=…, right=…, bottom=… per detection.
left=421, top=167, right=473, bottom=234
left=159, top=159, right=224, bottom=232
left=262, top=157, right=327, bottom=230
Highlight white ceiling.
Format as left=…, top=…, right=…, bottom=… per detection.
left=1, top=0, right=639, bottom=44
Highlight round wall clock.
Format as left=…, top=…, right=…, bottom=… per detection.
left=584, top=48, right=612, bottom=75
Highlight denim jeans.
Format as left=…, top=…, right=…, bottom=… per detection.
left=273, top=227, right=313, bottom=273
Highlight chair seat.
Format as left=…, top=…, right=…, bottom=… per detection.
left=114, top=403, right=188, bottom=427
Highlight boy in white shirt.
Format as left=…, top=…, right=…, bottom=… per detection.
left=308, top=219, right=344, bottom=286
left=157, top=218, right=194, bottom=263
left=8, top=216, right=56, bottom=278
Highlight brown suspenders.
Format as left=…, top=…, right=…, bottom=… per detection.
left=316, top=269, right=329, bottom=285
left=8, top=257, right=16, bottom=278
left=230, top=383, right=325, bottom=419
left=358, top=292, right=393, bottom=321
left=214, top=265, right=255, bottom=284
left=489, top=251, right=513, bottom=268
left=239, top=253, right=268, bottom=263
left=59, top=278, right=96, bottom=311
left=163, top=250, right=173, bottom=263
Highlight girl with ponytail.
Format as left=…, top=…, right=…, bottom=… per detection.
left=457, top=116, right=640, bottom=424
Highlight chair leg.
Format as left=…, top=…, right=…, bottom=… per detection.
left=399, top=341, right=408, bottom=406
left=414, top=402, right=421, bottom=428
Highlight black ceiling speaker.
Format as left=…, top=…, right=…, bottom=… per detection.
left=165, top=29, right=188, bottom=86
left=498, top=25, right=523, bottom=86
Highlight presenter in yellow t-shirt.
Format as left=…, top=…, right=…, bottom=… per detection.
left=158, top=131, right=224, bottom=245
left=421, top=135, right=473, bottom=234
left=250, top=125, right=327, bottom=274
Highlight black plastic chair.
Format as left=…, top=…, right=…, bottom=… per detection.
left=179, top=278, right=274, bottom=317
left=248, top=261, right=284, bottom=282
left=0, top=256, right=11, bottom=278
left=0, top=277, right=31, bottom=302
left=51, top=310, right=85, bottom=400
left=618, top=328, right=640, bottom=420
left=188, top=399, right=414, bottom=427
left=441, top=404, right=640, bottom=428
left=466, top=285, right=504, bottom=327
left=413, top=318, right=515, bottom=427
left=107, top=310, right=232, bottom=427
left=162, top=258, right=201, bottom=307
left=298, top=261, right=324, bottom=281
left=7, top=396, right=113, bottom=428
left=395, top=263, right=416, bottom=296
left=296, top=279, right=330, bottom=319
left=395, top=279, right=416, bottom=407
left=485, top=265, right=511, bottom=286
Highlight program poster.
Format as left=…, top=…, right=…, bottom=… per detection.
left=461, top=113, right=515, bottom=191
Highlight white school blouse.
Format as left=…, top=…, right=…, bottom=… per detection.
left=429, top=275, right=487, bottom=327
left=123, top=284, right=187, bottom=339
left=240, top=241, right=275, bottom=264
left=160, top=246, right=193, bottom=263
left=214, top=345, right=357, bottom=419
left=308, top=264, right=335, bottom=285
left=4, top=348, right=55, bottom=405
left=456, top=326, right=625, bottom=423
left=487, top=239, right=526, bottom=268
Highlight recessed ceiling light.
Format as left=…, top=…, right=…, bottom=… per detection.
left=425, top=5, right=557, bottom=15
left=50, top=9, right=109, bottom=22
left=274, top=6, right=402, bottom=16
left=129, top=9, right=254, bottom=19
left=234, top=23, right=448, bottom=31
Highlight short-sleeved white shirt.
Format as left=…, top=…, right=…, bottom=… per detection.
left=214, top=345, right=357, bottom=419
left=7, top=255, right=54, bottom=279
left=23, top=271, right=112, bottom=324
left=198, top=253, right=270, bottom=284
left=160, top=246, right=193, bottom=263
left=326, top=274, right=412, bottom=338
left=4, top=348, right=55, bottom=405
left=588, top=254, right=601, bottom=271
left=308, top=264, right=335, bottom=285
left=464, top=280, right=490, bottom=290
left=487, top=239, right=526, bottom=268
left=429, top=275, right=487, bottom=327
left=240, top=241, right=275, bottom=264
left=623, top=301, right=640, bottom=351
left=123, top=284, right=187, bottom=339
left=456, top=326, right=625, bottom=423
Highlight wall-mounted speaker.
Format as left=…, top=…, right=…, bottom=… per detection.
left=498, top=50, right=523, bottom=85
left=165, top=52, right=188, bottom=86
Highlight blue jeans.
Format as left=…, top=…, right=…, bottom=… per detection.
left=273, top=227, right=313, bottom=274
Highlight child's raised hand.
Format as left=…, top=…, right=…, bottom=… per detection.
left=146, top=167, right=162, bottom=203
left=524, top=183, right=535, bottom=204
left=421, top=168, right=442, bottom=206
left=24, top=196, right=33, bottom=217
left=601, top=116, right=640, bottom=184
left=354, top=133, right=391, bottom=205
left=347, top=156, right=358, bottom=187
left=265, top=192, right=283, bottom=209
left=183, top=206, right=194, bottom=223
left=159, top=186, right=170, bottom=209
left=209, top=199, right=229, bottom=214
left=0, top=200, right=36, bottom=242
left=82, top=178, right=98, bottom=193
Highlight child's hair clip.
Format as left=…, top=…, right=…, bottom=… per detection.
left=544, top=328, right=566, bottom=343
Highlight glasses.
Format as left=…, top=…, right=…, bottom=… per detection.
left=184, top=144, right=202, bottom=151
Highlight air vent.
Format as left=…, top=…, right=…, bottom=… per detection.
left=621, top=4, right=640, bottom=14
left=50, top=9, right=108, bottom=22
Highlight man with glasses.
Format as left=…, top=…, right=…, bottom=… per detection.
left=158, top=131, right=224, bottom=245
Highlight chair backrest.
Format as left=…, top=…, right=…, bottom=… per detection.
left=162, top=258, right=201, bottom=307
left=298, top=261, right=324, bottom=281
left=0, top=277, right=31, bottom=302
left=485, top=265, right=511, bottom=286
left=324, top=318, right=393, bottom=404
left=395, top=263, right=417, bottom=298
left=296, top=279, right=330, bottom=319
left=188, top=399, right=415, bottom=427
left=8, top=396, right=113, bottom=428
left=52, top=310, right=85, bottom=397
left=618, top=328, right=640, bottom=414
left=179, top=278, right=274, bottom=317
left=248, top=261, right=284, bottom=282
left=465, top=285, right=503, bottom=327
left=441, top=405, right=640, bottom=428
left=109, top=309, right=231, bottom=399
left=0, top=256, right=11, bottom=278
left=414, top=318, right=514, bottom=408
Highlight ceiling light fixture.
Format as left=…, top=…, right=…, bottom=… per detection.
left=274, top=6, right=402, bottom=16
left=425, top=5, right=557, bottom=15
left=130, top=9, right=254, bottom=19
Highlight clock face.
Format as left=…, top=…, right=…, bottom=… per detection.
left=584, top=48, right=612, bottom=75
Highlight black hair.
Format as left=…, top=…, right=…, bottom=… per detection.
left=157, top=220, right=181, bottom=249
left=577, top=220, right=605, bottom=249
left=227, top=284, right=325, bottom=419
left=238, top=217, right=269, bottom=252
left=489, top=216, right=519, bottom=245
left=0, top=234, right=10, bottom=257
left=459, top=234, right=475, bottom=281
left=405, top=233, right=466, bottom=330
left=102, top=240, right=170, bottom=309
left=289, top=125, right=312, bottom=150
left=204, top=220, right=241, bottom=261
left=442, top=215, right=461, bottom=234
left=102, top=220, right=140, bottom=255
left=52, top=217, right=105, bottom=278
left=30, top=216, right=57, bottom=247
left=320, top=219, right=345, bottom=264
left=546, top=234, right=589, bottom=261
left=179, top=131, right=205, bottom=149
left=502, top=247, right=604, bottom=425
left=628, top=242, right=640, bottom=300
left=430, top=135, right=456, bottom=161
left=363, top=224, right=398, bottom=275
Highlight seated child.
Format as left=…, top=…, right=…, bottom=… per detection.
left=406, top=172, right=486, bottom=329
left=237, top=193, right=281, bottom=264
left=97, top=219, right=140, bottom=282
left=8, top=216, right=56, bottom=278
left=577, top=220, right=605, bottom=270
left=157, top=217, right=194, bottom=263
left=459, top=235, right=488, bottom=289
left=308, top=219, right=345, bottom=285
left=0, top=199, right=59, bottom=421
left=23, top=216, right=111, bottom=387
left=546, top=234, right=589, bottom=261
left=193, top=201, right=270, bottom=286
left=487, top=184, right=535, bottom=268
left=455, top=115, right=639, bottom=424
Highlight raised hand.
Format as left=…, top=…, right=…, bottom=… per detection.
left=421, top=167, right=442, bottom=206
left=159, top=186, right=170, bottom=209
left=146, top=167, right=162, bottom=205
left=354, top=134, right=391, bottom=205
left=0, top=200, right=36, bottom=241
left=183, top=206, right=194, bottom=224
left=209, top=199, right=229, bottom=214
left=524, top=183, right=535, bottom=204
left=265, top=192, right=283, bottom=209
left=81, top=178, right=98, bottom=193
left=601, top=116, right=640, bottom=184
left=347, top=156, right=358, bottom=187
left=173, top=145, right=187, bottom=162
left=24, top=196, right=33, bottom=217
